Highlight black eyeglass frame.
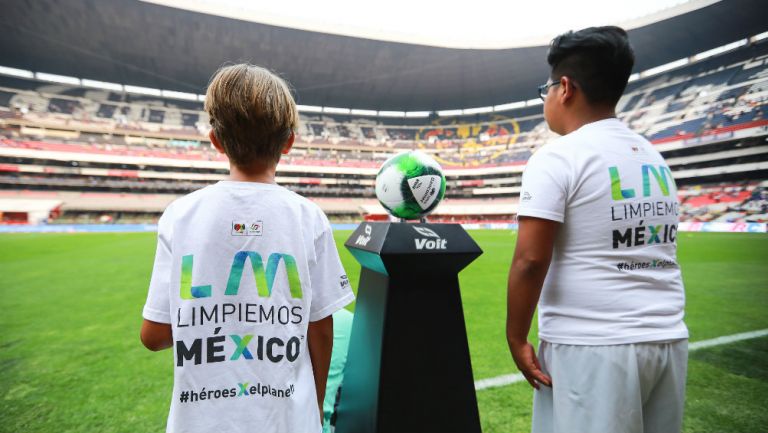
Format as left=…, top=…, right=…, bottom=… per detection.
left=537, top=79, right=562, bottom=101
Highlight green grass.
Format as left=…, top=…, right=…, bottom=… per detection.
left=1, top=230, right=767, bottom=432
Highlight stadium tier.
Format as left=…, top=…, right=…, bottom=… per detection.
left=0, top=40, right=767, bottom=224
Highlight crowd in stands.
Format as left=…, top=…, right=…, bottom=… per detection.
left=0, top=173, right=210, bottom=194
left=678, top=181, right=767, bottom=223
left=49, top=211, right=161, bottom=225
left=0, top=39, right=766, bottom=170
left=622, top=41, right=768, bottom=143
left=31, top=181, right=766, bottom=225
left=1, top=41, right=768, bottom=226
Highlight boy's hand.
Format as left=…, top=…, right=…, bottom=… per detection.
left=307, top=315, right=334, bottom=425
left=508, top=340, right=551, bottom=390
left=140, top=319, right=173, bottom=351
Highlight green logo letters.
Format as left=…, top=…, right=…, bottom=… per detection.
left=180, top=255, right=212, bottom=299
left=610, top=166, right=636, bottom=200
left=180, top=251, right=302, bottom=299
left=609, top=165, right=676, bottom=201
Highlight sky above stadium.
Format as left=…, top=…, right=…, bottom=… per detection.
left=143, top=0, right=712, bottom=49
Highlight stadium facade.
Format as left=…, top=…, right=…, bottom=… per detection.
left=0, top=0, right=765, bottom=229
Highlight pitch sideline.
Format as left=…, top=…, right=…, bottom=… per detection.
left=474, top=328, right=768, bottom=391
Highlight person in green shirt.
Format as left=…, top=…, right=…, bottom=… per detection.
left=323, top=308, right=354, bottom=433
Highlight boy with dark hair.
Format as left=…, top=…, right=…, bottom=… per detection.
left=506, top=26, right=688, bottom=433
left=140, top=64, right=355, bottom=433
left=546, top=26, right=635, bottom=107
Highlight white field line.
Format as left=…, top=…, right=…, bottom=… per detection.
left=475, top=328, right=768, bottom=391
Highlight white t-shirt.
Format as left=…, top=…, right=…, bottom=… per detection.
left=517, top=118, right=688, bottom=345
left=143, top=180, right=355, bottom=433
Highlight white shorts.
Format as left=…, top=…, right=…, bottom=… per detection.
left=532, top=339, right=688, bottom=433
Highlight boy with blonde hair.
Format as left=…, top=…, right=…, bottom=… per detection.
left=140, top=64, right=355, bottom=433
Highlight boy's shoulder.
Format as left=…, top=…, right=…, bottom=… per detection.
left=162, top=184, right=216, bottom=216
left=257, top=183, right=328, bottom=219
left=163, top=182, right=328, bottom=224
left=288, top=190, right=332, bottom=229
left=527, top=135, right=575, bottom=168
left=540, top=127, right=591, bottom=155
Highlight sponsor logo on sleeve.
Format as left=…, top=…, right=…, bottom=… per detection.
left=339, top=275, right=350, bottom=290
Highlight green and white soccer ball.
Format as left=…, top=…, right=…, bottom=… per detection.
left=375, top=151, right=446, bottom=220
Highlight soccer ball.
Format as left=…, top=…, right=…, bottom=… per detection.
left=375, top=151, right=446, bottom=220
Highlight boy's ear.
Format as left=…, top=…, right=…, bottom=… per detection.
left=281, top=131, right=295, bottom=155
left=559, top=76, right=576, bottom=105
left=209, top=130, right=225, bottom=154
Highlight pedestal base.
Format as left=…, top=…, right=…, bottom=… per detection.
left=336, top=223, right=483, bottom=433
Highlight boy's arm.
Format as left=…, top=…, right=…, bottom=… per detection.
left=506, top=216, right=557, bottom=389
left=142, top=208, right=174, bottom=351
left=307, top=315, right=334, bottom=424
left=140, top=319, right=173, bottom=351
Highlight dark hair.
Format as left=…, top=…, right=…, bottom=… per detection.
left=547, top=26, right=635, bottom=107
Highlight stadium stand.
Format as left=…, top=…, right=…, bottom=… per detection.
left=0, top=39, right=767, bottom=224
left=678, top=181, right=767, bottom=223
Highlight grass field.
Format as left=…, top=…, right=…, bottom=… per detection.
left=1, top=230, right=766, bottom=432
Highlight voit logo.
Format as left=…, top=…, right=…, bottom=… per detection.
left=355, top=224, right=373, bottom=246
left=413, top=226, right=447, bottom=250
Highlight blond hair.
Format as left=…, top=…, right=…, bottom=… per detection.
left=205, top=64, right=298, bottom=167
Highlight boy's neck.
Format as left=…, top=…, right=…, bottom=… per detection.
left=561, top=106, right=617, bottom=135
left=228, top=162, right=278, bottom=184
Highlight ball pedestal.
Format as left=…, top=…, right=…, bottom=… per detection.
left=335, top=222, right=483, bottom=433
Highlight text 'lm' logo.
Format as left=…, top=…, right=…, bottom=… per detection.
left=413, top=226, right=447, bottom=250
left=609, top=165, right=677, bottom=201
left=180, top=251, right=302, bottom=300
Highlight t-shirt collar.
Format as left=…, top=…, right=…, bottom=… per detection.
left=576, top=117, right=623, bottom=133
left=215, top=180, right=283, bottom=190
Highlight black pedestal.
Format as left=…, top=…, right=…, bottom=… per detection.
left=335, top=222, right=483, bottom=433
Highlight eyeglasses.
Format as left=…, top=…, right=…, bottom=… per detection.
left=538, top=79, right=561, bottom=101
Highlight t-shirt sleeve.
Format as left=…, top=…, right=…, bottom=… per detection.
left=517, top=147, right=571, bottom=223
left=142, top=210, right=173, bottom=324
left=308, top=217, right=355, bottom=322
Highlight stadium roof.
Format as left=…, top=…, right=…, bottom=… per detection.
left=0, top=0, right=766, bottom=111
left=143, top=0, right=699, bottom=50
